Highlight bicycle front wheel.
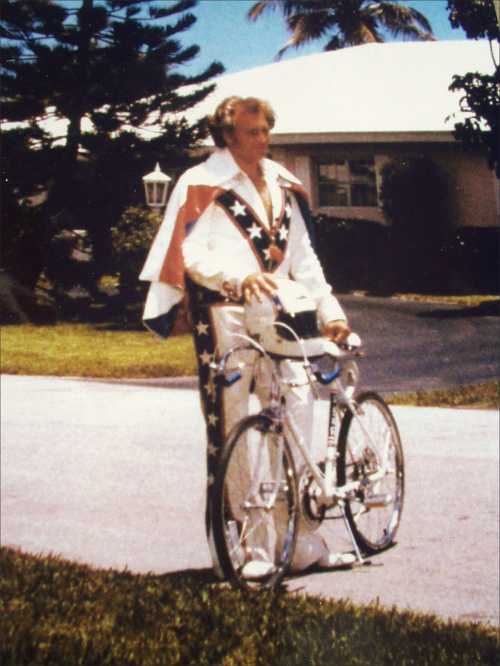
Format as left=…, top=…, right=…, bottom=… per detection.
left=212, top=414, right=299, bottom=589
left=337, top=392, right=404, bottom=554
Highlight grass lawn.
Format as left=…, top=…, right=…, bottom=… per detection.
left=1, top=546, right=498, bottom=666
left=1, top=324, right=197, bottom=379
left=387, top=381, right=499, bottom=409
left=390, top=294, right=499, bottom=307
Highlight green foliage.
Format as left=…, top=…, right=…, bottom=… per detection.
left=380, top=155, right=449, bottom=235
left=1, top=547, right=498, bottom=666
left=441, top=227, right=499, bottom=292
left=448, top=69, right=499, bottom=177
left=248, top=0, right=434, bottom=58
left=110, top=206, right=160, bottom=299
left=379, top=156, right=451, bottom=289
left=446, top=0, right=500, bottom=176
left=447, top=0, right=500, bottom=40
left=0, top=0, right=222, bottom=138
left=43, top=229, right=98, bottom=301
left=0, top=0, right=223, bottom=294
left=314, top=216, right=392, bottom=293
left=0, top=195, right=44, bottom=290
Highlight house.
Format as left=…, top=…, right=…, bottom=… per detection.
left=186, top=39, right=499, bottom=231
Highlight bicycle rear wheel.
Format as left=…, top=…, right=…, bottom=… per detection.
left=337, top=392, right=404, bottom=554
left=212, top=414, right=299, bottom=589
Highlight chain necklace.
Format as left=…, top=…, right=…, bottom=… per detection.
left=252, top=174, right=284, bottom=263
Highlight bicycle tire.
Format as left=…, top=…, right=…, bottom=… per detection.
left=211, top=413, right=299, bottom=589
left=337, top=391, right=404, bottom=554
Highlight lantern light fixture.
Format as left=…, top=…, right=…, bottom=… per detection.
left=143, top=163, right=171, bottom=209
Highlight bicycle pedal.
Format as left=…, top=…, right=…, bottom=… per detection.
left=358, top=560, right=383, bottom=568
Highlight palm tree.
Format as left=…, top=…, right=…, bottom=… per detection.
left=248, top=0, right=434, bottom=58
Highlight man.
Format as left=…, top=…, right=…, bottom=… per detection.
left=140, top=96, right=354, bottom=576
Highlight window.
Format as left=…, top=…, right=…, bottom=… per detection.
left=317, top=158, right=377, bottom=207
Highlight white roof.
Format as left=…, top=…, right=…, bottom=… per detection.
left=6, top=40, right=495, bottom=144
left=185, top=40, right=496, bottom=140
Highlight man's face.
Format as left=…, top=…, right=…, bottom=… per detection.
left=224, top=107, right=271, bottom=166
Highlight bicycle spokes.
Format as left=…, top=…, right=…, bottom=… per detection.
left=213, top=415, right=298, bottom=588
left=338, top=393, right=404, bottom=554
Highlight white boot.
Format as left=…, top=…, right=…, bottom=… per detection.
left=290, top=532, right=328, bottom=572
left=291, top=533, right=355, bottom=572
left=317, top=550, right=356, bottom=568
left=241, top=547, right=276, bottom=580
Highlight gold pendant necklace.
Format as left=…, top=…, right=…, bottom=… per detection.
left=254, top=172, right=283, bottom=263
left=268, top=241, right=284, bottom=263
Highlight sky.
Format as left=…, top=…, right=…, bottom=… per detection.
left=181, top=0, right=467, bottom=76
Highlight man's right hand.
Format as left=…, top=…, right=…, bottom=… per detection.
left=242, top=273, right=278, bottom=303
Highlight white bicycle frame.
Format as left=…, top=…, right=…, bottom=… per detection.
left=216, top=328, right=390, bottom=505
left=284, top=380, right=391, bottom=505
left=214, top=328, right=393, bottom=564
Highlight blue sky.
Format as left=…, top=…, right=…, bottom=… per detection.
left=182, top=0, right=467, bottom=75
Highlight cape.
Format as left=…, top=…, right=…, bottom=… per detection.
left=139, top=148, right=315, bottom=339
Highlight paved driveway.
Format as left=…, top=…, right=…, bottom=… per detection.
left=337, top=294, right=500, bottom=392
left=2, top=374, right=498, bottom=626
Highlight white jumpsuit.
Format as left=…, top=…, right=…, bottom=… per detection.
left=177, top=149, right=347, bottom=572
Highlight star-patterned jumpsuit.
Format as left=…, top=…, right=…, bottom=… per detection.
left=180, top=148, right=347, bottom=572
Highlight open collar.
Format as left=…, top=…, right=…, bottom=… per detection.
left=205, top=147, right=303, bottom=189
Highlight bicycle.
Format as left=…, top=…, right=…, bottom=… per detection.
left=210, top=327, right=404, bottom=590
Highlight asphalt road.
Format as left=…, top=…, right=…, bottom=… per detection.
left=336, top=294, right=500, bottom=393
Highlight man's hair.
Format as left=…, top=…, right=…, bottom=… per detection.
left=208, top=96, right=276, bottom=148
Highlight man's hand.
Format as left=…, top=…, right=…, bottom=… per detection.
left=242, top=273, right=278, bottom=303
left=323, top=319, right=351, bottom=344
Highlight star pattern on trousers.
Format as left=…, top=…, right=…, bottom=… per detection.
left=195, top=320, right=209, bottom=336
left=207, top=412, right=219, bottom=427
left=199, top=349, right=213, bottom=366
left=207, top=441, right=218, bottom=457
left=204, top=377, right=217, bottom=400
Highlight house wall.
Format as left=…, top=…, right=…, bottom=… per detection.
left=271, top=142, right=499, bottom=229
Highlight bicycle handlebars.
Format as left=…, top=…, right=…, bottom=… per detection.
left=313, top=366, right=342, bottom=386
left=212, top=332, right=363, bottom=388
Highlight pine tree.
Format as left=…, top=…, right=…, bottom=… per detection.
left=1, top=0, right=223, bottom=293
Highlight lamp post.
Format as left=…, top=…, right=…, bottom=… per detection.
left=143, top=163, right=171, bottom=210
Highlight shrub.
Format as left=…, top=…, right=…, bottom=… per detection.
left=314, top=216, right=393, bottom=293
left=440, top=226, right=499, bottom=293
left=110, top=206, right=160, bottom=301
left=380, top=156, right=452, bottom=290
